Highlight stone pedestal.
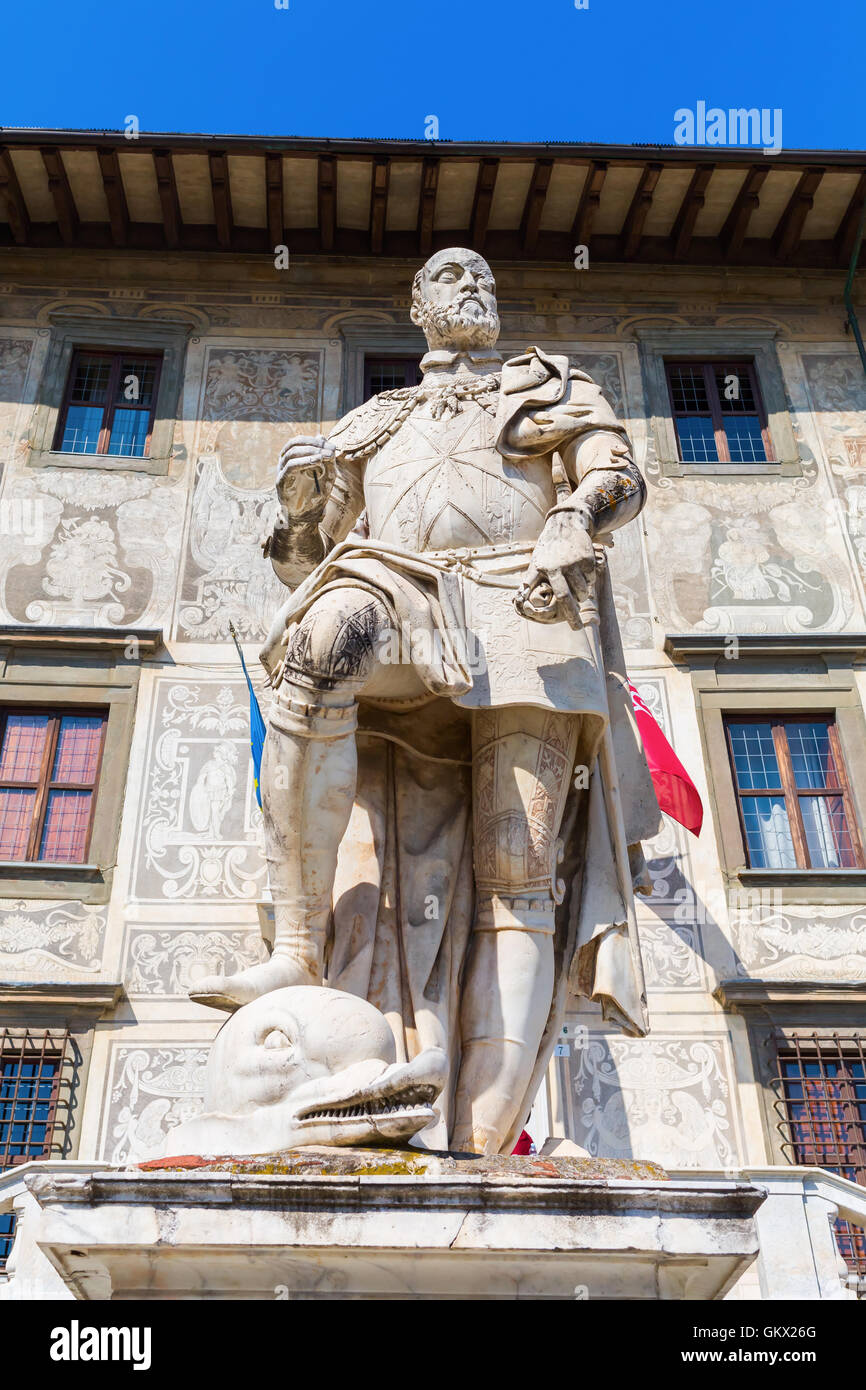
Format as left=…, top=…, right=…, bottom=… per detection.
left=15, top=1151, right=764, bottom=1301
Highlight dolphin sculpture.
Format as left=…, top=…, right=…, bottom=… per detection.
left=162, top=986, right=447, bottom=1157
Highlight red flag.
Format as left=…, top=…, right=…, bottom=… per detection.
left=512, top=1130, right=534, bottom=1156
left=628, top=681, right=703, bottom=836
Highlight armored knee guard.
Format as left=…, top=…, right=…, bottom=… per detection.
left=276, top=590, right=387, bottom=699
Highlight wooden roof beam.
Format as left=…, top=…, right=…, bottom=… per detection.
left=318, top=154, right=336, bottom=252
left=470, top=158, right=499, bottom=253
left=571, top=160, right=607, bottom=251
left=41, top=147, right=79, bottom=244
left=720, top=166, right=767, bottom=256
left=369, top=156, right=390, bottom=255
left=520, top=158, right=553, bottom=255
left=417, top=156, right=439, bottom=257
left=266, top=152, right=284, bottom=250
left=834, top=170, right=866, bottom=267
left=209, top=151, right=233, bottom=250
left=772, top=168, right=824, bottom=260
left=669, top=165, right=714, bottom=258
left=153, top=150, right=182, bottom=248
left=97, top=147, right=129, bottom=246
left=0, top=148, right=30, bottom=244
left=620, top=162, right=663, bottom=259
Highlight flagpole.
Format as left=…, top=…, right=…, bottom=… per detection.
left=228, top=619, right=253, bottom=685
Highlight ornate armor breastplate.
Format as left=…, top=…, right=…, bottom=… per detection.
left=363, top=392, right=555, bottom=552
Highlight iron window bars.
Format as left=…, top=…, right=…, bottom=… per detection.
left=0, top=1029, right=73, bottom=1270
left=773, top=1032, right=866, bottom=1291
left=363, top=357, right=423, bottom=397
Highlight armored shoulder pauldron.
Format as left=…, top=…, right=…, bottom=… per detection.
left=328, top=374, right=503, bottom=462
left=327, top=387, right=420, bottom=463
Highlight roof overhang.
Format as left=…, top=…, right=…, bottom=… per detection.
left=1, top=130, right=864, bottom=270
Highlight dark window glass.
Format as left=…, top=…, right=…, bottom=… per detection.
left=56, top=350, right=162, bottom=457
left=364, top=357, right=422, bottom=397
left=666, top=361, right=773, bottom=465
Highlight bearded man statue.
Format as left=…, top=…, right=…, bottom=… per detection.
left=191, top=248, right=662, bottom=1156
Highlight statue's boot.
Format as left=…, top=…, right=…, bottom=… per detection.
left=450, top=895, right=555, bottom=1154
left=190, top=689, right=358, bottom=1011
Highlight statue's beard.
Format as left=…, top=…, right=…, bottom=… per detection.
left=416, top=295, right=501, bottom=351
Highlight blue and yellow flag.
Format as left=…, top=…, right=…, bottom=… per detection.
left=228, top=621, right=267, bottom=808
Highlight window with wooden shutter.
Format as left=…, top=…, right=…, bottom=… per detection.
left=724, top=715, right=863, bottom=870
left=666, top=359, right=773, bottom=464
left=0, top=709, right=108, bottom=865
left=54, top=349, right=162, bottom=458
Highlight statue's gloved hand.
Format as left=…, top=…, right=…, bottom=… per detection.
left=276, top=434, right=336, bottom=518
left=506, top=402, right=595, bottom=455
left=516, top=508, right=597, bottom=630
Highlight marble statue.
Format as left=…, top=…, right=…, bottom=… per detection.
left=191, top=248, right=662, bottom=1156
left=165, top=986, right=446, bottom=1156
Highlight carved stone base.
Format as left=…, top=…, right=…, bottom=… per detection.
left=16, top=1153, right=764, bottom=1301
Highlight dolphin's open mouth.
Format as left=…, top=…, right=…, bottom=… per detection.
left=297, top=1083, right=438, bottom=1126
left=289, top=1048, right=447, bottom=1145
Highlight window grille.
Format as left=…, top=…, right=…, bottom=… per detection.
left=364, top=357, right=422, bottom=396
left=0, top=1029, right=73, bottom=1270
left=773, top=1033, right=866, bottom=1292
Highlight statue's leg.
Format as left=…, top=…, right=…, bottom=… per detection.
left=451, top=706, right=578, bottom=1154
left=190, top=588, right=390, bottom=1010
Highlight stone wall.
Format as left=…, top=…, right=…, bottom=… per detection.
left=1, top=247, right=865, bottom=1175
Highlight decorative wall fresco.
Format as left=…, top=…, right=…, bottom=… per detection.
left=124, top=927, right=267, bottom=997
left=732, top=902, right=866, bottom=982
left=799, top=352, right=866, bottom=606
left=100, top=1043, right=209, bottom=1164
left=0, top=468, right=185, bottom=628
left=0, top=899, right=107, bottom=977
left=129, top=679, right=267, bottom=904
left=644, top=471, right=855, bottom=633
left=565, top=1034, right=740, bottom=1168
left=629, top=678, right=706, bottom=991
left=0, top=336, right=34, bottom=473
left=174, top=347, right=323, bottom=641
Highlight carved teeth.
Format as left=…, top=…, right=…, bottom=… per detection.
left=301, top=1092, right=432, bottom=1122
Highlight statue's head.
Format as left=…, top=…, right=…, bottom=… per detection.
left=410, top=247, right=500, bottom=352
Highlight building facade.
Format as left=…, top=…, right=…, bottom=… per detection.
left=1, top=131, right=865, bottom=1296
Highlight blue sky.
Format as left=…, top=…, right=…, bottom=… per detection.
left=1, top=0, right=863, bottom=150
